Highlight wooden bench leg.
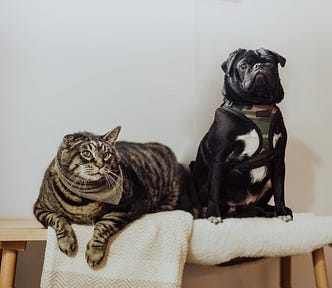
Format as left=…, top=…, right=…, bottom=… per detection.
left=280, top=256, right=291, bottom=288
left=312, top=247, right=329, bottom=288
left=0, top=241, right=27, bottom=288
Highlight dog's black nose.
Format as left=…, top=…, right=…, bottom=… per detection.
left=253, top=63, right=263, bottom=70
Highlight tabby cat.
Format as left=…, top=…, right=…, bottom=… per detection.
left=33, top=126, right=194, bottom=267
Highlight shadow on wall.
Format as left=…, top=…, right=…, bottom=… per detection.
left=15, top=241, right=46, bottom=288
left=183, top=258, right=280, bottom=288
left=285, top=138, right=320, bottom=212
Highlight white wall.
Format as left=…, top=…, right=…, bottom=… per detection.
left=0, top=0, right=331, bottom=287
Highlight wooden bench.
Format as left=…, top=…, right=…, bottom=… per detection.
left=0, top=218, right=330, bottom=288
left=0, top=219, right=47, bottom=288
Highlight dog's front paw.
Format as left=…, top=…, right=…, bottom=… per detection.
left=208, top=216, right=223, bottom=224
left=278, top=214, right=293, bottom=222
left=86, top=240, right=106, bottom=268
left=206, top=202, right=222, bottom=224
left=57, top=234, right=77, bottom=256
left=276, top=207, right=293, bottom=222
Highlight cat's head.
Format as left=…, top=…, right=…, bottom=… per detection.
left=57, top=126, right=121, bottom=182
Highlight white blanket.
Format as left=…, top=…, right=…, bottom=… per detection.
left=187, top=213, right=332, bottom=265
left=41, top=211, right=193, bottom=288
left=41, top=212, right=332, bottom=287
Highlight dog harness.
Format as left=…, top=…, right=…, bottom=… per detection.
left=222, top=100, right=280, bottom=170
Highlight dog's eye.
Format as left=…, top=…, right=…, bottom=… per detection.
left=239, top=63, right=248, bottom=70
left=265, top=61, right=274, bottom=68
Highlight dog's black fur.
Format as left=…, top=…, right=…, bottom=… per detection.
left=190, top=48, right=293, bottom=223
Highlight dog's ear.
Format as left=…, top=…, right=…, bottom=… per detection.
left=273, top=51, right=286, bottom=67
left=221, top=48, right=247, bottom=76
left=258, top=48, right=286, bottom=67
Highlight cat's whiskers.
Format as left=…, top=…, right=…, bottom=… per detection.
left=104, top=175, right=113, bottom=190
left=106, top=174, right=118, bottom=189
left=68, top=174, right=81, bottom=191
left=83, top=179, right=88, bottom=192
left=107, top=170, right=125, bottom=195
left=109, top=170, right=120, bottom=180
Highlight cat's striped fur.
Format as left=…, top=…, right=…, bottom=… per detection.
left=33, top=126, right=194, bottom=267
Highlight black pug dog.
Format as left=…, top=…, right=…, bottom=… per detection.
left=190, top=48, right=293, bottom=224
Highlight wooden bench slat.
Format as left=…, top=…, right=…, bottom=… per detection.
left=0, top=219, right=47, bottom=241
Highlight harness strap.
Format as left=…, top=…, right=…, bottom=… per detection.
left=222, top=101, right=279, bottom=170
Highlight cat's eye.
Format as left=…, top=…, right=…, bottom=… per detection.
left=81, top=150, right=92, bottom=159
left=103, top=152, right=112, bottom=161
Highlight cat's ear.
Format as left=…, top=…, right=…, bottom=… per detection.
left=63, top=134, right=74, bottom=147
left=103, top=126, right=121, bottom=144
left=59, top=134, right=76, bottom=164
left=63, top=134, right=76, bottom=148
left=62, top=133, right=83, bottom=149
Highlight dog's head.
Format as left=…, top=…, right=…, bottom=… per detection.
left=221, top=48, right=286, bottom=105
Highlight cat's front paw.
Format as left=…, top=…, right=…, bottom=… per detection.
left=57, top=234, right=77, bottom=256
left=85, top=241, right=106, bottom=268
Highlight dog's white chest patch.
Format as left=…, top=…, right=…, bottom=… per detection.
left=236, top=129, right=259, bottom=157
left=273, top=132, right=282, bottom=148
left=250, top=166, right=268, bottom=183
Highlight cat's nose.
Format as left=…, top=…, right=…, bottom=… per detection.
left=96, top=162, right=104, bottom=168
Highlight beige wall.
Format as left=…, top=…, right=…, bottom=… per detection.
left=1, top=0, right=331, bottom=287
